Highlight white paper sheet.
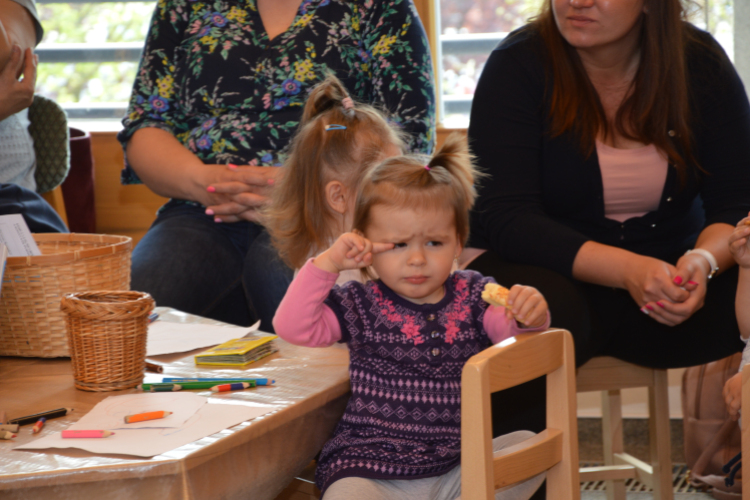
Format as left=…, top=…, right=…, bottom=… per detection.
left=147, top=320, right=260, bottom=356
left=69, top=393, right=206, bottom=430
left=0, top=214, right=41, bottom=256
left=15, top=401, right=277, bottom=457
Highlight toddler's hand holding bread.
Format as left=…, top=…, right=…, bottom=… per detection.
left=482, top=282, right=549, bottom=328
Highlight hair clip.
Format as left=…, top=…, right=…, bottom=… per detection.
left=341, top=97, right=354, bottom=110
left=424, top=165, right=431, bottom=170
left=325, top=124, right=347, bottom=131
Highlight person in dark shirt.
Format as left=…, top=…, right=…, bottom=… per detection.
left=466, top=0, right=750, bottom=488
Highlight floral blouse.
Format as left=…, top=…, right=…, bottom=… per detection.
left=118, top=0, right=436, bottom=185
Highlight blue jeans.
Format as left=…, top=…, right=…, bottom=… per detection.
left=131, top=202, right=293, bottom=331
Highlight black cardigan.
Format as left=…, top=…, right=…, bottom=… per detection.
left=468, top=25, right=750, bottom=278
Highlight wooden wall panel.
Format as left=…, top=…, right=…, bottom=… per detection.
left=90, top=131, right=166, bottom=244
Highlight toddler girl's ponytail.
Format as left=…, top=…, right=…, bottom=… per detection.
left=426, top=133, right=481, bottom=210
left=301, top=74, right=356, bottom=125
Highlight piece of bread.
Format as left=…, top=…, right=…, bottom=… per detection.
left=481, top=283, right=510, bottom=308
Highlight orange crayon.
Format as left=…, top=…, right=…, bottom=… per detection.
left=123, top=411, right=172, bottom=424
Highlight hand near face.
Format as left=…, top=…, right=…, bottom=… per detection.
left=723, top=372, right=742, bottom=421
left=504, top=284, right=549, bottom=328
left=0, top=45, right=36, bottom=121
left=313, top=232, right=394, bottom=274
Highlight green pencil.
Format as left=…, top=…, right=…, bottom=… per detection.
left=138, top=380, right=257, bottom=391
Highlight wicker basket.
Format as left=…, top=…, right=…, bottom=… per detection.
left=0, top=233, right=132, bottom=357
left=61, top=291, right=154, bottom=392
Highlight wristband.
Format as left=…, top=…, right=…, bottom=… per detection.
left=684, top=248, right=719, bottom=279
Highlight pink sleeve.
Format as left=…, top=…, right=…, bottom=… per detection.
left=272, top=259, right=343, bottom=347
left=483, top=306, right=551, bottom=344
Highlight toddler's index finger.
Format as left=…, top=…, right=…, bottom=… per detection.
left=371, top=242, right=395, bottom=254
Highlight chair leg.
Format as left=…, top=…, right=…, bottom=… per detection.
left=602, top=389, right=627, bottom=500
left=648, top=369, right=673, bottom=500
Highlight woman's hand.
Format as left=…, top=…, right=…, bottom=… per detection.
left=505, top=284, right=548, bottom=328
left=313, top=232, right=394, bottom=274
left=638, top=253, right=708, bottom=326
left=623, top=254, right=689, bottom=304
left=204, top=165, right=282, bottom=223
left=723, top=372, right=743, bottom=421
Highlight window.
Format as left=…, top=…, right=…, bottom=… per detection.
left=435, top=0, right=742, bottom=129
left=35, top=0, right=154, bottom=121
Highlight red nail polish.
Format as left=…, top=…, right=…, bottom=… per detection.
left=207, top=186, right=215, bottom=193
left=687, top=280, right=698, bottom=286
left=646, top=304, right=654, bottom=311
left=656, top=302, right=665, bottom=308
left=228, top=163, right=237, bottom=169
left=673, top=276, right=683, bottom=285
left=214, top=217, right=222, bottom=223
left=205, top=209, right=214, bottom=215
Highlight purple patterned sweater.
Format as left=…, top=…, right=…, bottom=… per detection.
left=313, top=270, right=517, bottom=494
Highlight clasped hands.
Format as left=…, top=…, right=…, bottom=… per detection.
left=626, top=252, right=711, bottom=326
left=202, top=163, right=283, bottom=223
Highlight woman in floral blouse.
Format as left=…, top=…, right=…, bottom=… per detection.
left=118, top=0, right=436, bottom=329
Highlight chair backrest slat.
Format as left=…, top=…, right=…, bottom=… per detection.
left=492, top=428, right=563, bottom=488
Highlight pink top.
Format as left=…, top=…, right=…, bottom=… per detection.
left=273, top=259, right=549, bottom=347
left=596, top=140, right=668, bottom=223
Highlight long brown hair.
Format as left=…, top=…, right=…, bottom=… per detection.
left=353, top=133, right=483, bottom=247
left=534, top=0, right=696, bottom=176
left=265, top=74, right=406, bottom=269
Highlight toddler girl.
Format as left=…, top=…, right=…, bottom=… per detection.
left=273, top=135, right=550, bottom=500
left=265, top=74, right=404, bottom=275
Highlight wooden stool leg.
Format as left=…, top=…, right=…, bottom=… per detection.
left=602, top=389, right=627, bottom=500
left=648, top=369, right=673, bottom=500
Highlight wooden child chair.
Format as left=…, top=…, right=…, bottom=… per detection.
left=461, top=328, right=580, bottom=500
left=577, top=357, right=673, bottom=500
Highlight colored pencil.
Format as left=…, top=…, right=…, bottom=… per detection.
left=9, top=408, right=74, bottom=426
left=162, top=377, right=274, bottom=386
left=0, top=430, right=17, bottom=440
left=0, top=424, right=19, bottom=433
left=210, top=382, right=254, bottom=392
left=123, top=411, right=172, bottom=424
left=61, top=430, right=114, bottom=438
left=31, top=417, right=46, bottom=434
left=149, top=384, right=183, bottom=392
left=139, top=381, right=255, bottom=391
left=145, top=361, right=164, bottom=373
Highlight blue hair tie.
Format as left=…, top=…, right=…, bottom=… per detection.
left=325, top=124, right=347, bottom=131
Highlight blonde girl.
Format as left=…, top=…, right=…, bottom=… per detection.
left=273, top=135, right=549, bottom=500
left=265, top=75, right=405, bottom=272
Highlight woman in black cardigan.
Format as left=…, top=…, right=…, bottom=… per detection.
left=466, top=0, right=750, bottom=465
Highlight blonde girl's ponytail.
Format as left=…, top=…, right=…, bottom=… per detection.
left=300, top=74, right=356, bottom=125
